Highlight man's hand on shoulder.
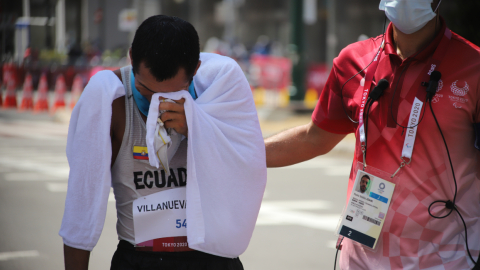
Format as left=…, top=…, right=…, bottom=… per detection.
left=158, top=98, right=188, bottom=137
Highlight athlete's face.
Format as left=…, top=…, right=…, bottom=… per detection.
left=133, top=61, right=191, bottom=102
left=360, top=177, right=369, bottom=193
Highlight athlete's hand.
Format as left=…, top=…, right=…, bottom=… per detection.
left=158, top=97, right=188, bottom=137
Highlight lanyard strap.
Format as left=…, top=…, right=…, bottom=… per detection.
left=391, top=28, right=452, bottom=178
left=358, top=43, right=384, bottom=145
left=358, top=42, right=384, bottom=169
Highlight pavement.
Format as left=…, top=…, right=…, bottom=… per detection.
left=0, top=107, right=356, bottom=270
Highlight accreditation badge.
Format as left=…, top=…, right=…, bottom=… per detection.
left=132, top=187, right=187, bottom=244
left=336, top=164, right=395, bottom=249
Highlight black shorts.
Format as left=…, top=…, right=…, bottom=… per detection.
left=110, top=240, right=244, bottom=270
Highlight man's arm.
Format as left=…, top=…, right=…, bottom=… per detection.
left=64, top=244, right=90, bottom=270
left=265, top=121, right=347, bottom=167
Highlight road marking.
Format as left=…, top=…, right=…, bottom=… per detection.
left=4, top=172, right=66, bottom=181
left=45, top=183, right=116, bottom=203
left=260, top=200, right=332, bottom=210
left=0, top=157, right=69, bottom=178
left=0, top=120, right=68, bottom=140
left=256, top=200, right=340, bottom=232
left=46, top=183, right=68, bottom=192
left=0, top=250, right=40, bottom=261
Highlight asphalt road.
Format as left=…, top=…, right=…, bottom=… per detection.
left=0, top=109, right=355, bottom=270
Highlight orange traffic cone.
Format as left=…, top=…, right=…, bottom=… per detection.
left=70, top=74, right=83, bottom=109
left=19, top=73, right=34, bottom=111
left=1, top=66, right=5, bottom=108
left=3, top=65, right=17, bottom=109
left=34, top=73, right=49, bottom=113
left=51, top=74, right=66, bottom=113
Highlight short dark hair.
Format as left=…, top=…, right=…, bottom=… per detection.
left=361, top=175, right=370, bottom=181
left=131, top=15, right=200, bottom=82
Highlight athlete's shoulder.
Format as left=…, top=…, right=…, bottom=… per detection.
left=89, top=69, right=118, bottom=81
left=83, top=69, right=125, bottom=96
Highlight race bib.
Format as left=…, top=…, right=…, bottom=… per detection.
left=337, top=170, right=395, bottom=249
left=133, top=187, right=187, bottom=244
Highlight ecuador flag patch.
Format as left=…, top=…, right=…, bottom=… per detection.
left=133, top=146, right=149, bottom=160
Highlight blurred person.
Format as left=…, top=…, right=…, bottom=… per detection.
left=232, top=42, right=248, bottom=60
left=270, top=41, right=284, bottom=57
left=203, top=36, right=221, bottom=54
left=83, top=42, right=98, bottom=61
left=252, top=35, right=271, bottom=55
left=67, top=43, right=83, bottom=66
left=60, top=15, right=266, bottom=270
left=265, top=0, right=480, bottom=269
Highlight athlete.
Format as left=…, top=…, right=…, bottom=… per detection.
left=266, top=0, right=480, bottom=269
left=60, top=15, right=263, bottom=270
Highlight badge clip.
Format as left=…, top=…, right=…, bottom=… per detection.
left=361, top=144, right=367, bottom=170
left=391, top=157, right=411, bottom=178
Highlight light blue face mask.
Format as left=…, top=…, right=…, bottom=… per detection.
left=379, top=0, right=440, bottom=35
left=131, top=70, right=197, bottom=117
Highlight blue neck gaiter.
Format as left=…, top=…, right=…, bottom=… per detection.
left=131, top=70, right=197, bottom=117
left=131, top=70, right=150, bottom=117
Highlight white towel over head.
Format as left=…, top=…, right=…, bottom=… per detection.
left=145, top=53, right=267, bottom=258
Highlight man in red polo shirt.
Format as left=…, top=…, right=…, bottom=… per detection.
left=266, top=0, right=480, bottom=269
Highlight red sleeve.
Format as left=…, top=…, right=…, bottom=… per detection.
left=312, top=61, right=356, bottom=134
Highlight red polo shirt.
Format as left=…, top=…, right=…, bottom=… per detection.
left=313, top=18, right=480, bottom=269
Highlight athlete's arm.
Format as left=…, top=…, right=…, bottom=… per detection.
left=265, top=121, right=346, bottom=167
left=64, top=244, right=90, bottom=270
left=111, top=69, right=126, bottom=166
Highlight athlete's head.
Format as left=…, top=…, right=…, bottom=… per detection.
left=129, top=15, right=200, bottom=100
left=360, top=175, right=370, bottom=193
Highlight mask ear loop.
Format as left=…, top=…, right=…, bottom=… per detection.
left=433, top=0, right=443, bottom=13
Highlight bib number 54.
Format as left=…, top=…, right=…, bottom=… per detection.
left=176, top=219, right=187, bottom=228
